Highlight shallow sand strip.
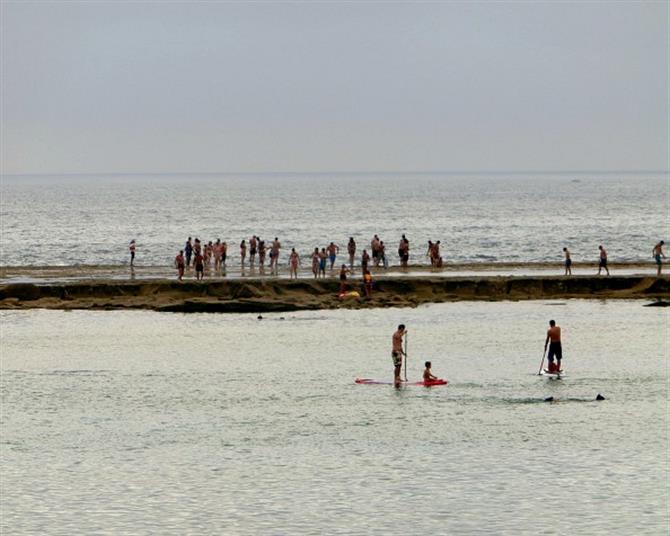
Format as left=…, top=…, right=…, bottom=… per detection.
left=0, top=275, right=667, bottom=313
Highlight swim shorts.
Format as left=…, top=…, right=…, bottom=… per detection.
left=547, top=342, right=562, bottom=362
left=319, top=259, right=326, bottom=270
left=565, top=258, right=572, bottom=267
left=599, top=258, right=607, bottom=267
left=330, top=254, right=336, bottom=263
left=392, top=351, right=402, bottom=367
left=655, top=254, right=662, bottom=265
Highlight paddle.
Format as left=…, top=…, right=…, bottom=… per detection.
left=537, top=347, right=547, bottom=375
left=404, top=329, right=408, bottom=382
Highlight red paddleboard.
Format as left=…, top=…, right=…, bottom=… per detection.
left=355, top=378, right=448, bottom=387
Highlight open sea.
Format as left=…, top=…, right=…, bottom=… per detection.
left=1, top=173, right=669, bottom=534
left=1, top=301, right=669, bottom=535
left=1, top=172, right=668, bottom=267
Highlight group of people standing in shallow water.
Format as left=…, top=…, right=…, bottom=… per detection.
left=151, top=236, right=668, bottom=281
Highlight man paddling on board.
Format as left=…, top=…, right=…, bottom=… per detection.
left=392, top=324, right=407, bottom=386
left=544, top=320, right=562, bottom=373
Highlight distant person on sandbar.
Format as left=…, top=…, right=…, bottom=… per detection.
left=371, top=234, right=381, bottom=267
left=426, top=240, right=434, bottom=265
left=270, top=237, right=281, bottom=272
left=258, top=239, right=267, bottom=269
left=653, top=241, right=665, bottom=276
left=185, top=237, right=193, bottom=267
left=544, top=320, right=562, bottom=373
left=194, top=250, right=205, bottom=281
left=347, top=237, right=356, bottom=270
left=327, top=242, right=339, bottom=270
left=399, top=234, right=409, bottom=268
left=311, top=248, right=320, bottom=278
left=193, top=238, right=202, bottom=260
left=597, top=245, right=609, bottom=276
left=363, top=269, right=373, bottom=298
left=423, top=361, right=438, bottom=382
left=392, top=324, right=407, bottom=387
left=249, top=236, right=257, bottom=266
left=339, top=264, right=350, bottom=293
left=361, top=249, right=370, bottom=273
left=379, top=241, right=388, bottom=268
left=213, top=239, right=222, bottom=271
left=175, top=250, right=185, bottom=281
left=289, top=248, right=300, bottom=279
left=319, top=248, right=328, bottom=278
left=563, top=247, right=572, bottom=276
left=240, top=239, right=247, bottom=267
left=129, top=240, right=136, bottom=266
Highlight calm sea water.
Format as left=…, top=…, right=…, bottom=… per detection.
left=1, top=300, right=668, bottom=535
left=1, top=173, right=667, bottom=267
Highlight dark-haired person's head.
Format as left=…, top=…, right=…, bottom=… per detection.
left=425, top=361, right=431, bottom=368
left=398, top=324, right=406, bottom=330
left=549, top=320, right=556, bottom=326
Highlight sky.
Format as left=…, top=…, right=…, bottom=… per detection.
left=1, top=1, right=668, bottom=175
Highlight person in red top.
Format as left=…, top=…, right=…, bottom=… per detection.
left=544, top=320, right=563, bottom=373
left=175, top=250, right=185, bottom=281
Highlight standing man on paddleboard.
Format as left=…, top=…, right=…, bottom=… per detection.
left=392, top=324, right=407, bottom=386
left=544, top=320, right=562, bottom=373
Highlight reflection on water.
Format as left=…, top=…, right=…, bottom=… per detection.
left=1, top=300, right=668, bottom=535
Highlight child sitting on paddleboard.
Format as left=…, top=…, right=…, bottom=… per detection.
left=423, top=361, right=438, bottom=382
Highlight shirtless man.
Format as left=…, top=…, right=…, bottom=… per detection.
left=258, top=239, right=266, bottom=269
left=653, top=241, right=665, bottom=276
left=270, top=237, right=281, bottom=272
left=392, top=324, right=407, bottom=387
left=289, top=248, right=300, bottom=279
left=327, top=242, right=339, bottom=270
left=361, top=249, right=370, bottom=273
left=347, top=237, right=356, bottom=270
left=175, top=250, right=185, bottom=281
left=563, top=247, right=572, bottom=276
left=371, top=235, right=381, bottom=267
left=249, top=236, right=258, bottom=266
left=598, top=245, right=609, bottom=276
left=194, top=250, right=205, bottom=281
left=544, top=320, right=563, bottom=373
left=423, top=361, right=438, bottom=382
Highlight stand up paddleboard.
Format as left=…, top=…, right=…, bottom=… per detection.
left=541, top=370, right=565, bottom=379
left=355, top=378, right=448, bottom=387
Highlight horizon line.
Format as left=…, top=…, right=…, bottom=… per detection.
left=2, top=169, right=668, bottom=178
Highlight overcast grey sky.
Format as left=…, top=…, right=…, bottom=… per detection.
left=1, top=1, right=668, bottom=174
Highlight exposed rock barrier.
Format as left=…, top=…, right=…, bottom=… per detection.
left=0, top=275, right=667, bottom=313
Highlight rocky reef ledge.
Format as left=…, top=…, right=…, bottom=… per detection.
left=0, top=275, right=668, bottom=313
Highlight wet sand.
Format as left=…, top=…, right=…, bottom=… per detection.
left=0, top=261, right=657, bottom=283
left=0, top=268, right=667, bottom=313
